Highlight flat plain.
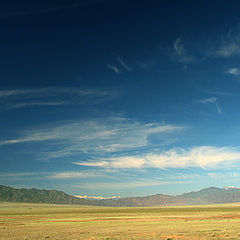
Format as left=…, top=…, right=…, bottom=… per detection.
left=1, top=202, right=240, bottom=240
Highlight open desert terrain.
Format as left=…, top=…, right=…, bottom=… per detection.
left=1, top=202, right=240, bottom=240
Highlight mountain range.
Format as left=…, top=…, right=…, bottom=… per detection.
left=1, top=185, right=240, bottom=207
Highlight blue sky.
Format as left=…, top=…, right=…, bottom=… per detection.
left=2, top=0, right=240, bottom=197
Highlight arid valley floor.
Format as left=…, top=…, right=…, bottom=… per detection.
left=1, top=202, right=240, bottom=240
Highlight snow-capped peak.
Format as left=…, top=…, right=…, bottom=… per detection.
left=224, top=186, right=238, bottom=190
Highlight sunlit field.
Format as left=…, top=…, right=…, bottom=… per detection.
left=1, top=202, right=240, bottom=240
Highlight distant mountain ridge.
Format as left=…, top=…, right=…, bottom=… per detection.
left=179, top=186, right=240, bottom=204
left=0, top=185, right=99, bottom=205
left=1, top=185, right=240, bottom=207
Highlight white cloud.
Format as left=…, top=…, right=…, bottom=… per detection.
left=0, top=117, right=183, bottom=160
left=0, top=87, right=117, bottom=99
left=215, top=43, right=240, bottom=57
left=107, top=64, right=121, bottom=74
left=107, top=58, right=131, bottom=73
left=48, top=171, right=102, bottom=179
left=73, top=161, right=109, bottom=167
left=148, top=146, right=240, bottom=169
left=226, top=67, right=240, bottom=76
left=199, top=97, right=222, bottom=114
left=73, top=146, right=240, bottom=169
left=0, top=128, right=59, bottom=145
left=0, top=172, right=41, bottom=178
left=214, top=25, right=240, bottom=57
left=73, top=156, right=146, bottom=168
left=173, top=38, right=194, bottom=63
left=118, top=57, right=132, bottom=71
left=0, top=87, right=118, bottom=109
left=0, top=171, right=104, bottom=180
left=72, top=180, right=189, bottom=190
left=0, top=89, right=30, bottom=97
left=208, top=171, right=240, bottom=179
left=7, top=101, right=68, bottom=108
left=199, top=97, right=217, bottom=104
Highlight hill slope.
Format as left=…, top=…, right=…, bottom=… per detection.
left=0, top=185, right=99, bottom=205
left=103, top=194, right=186, bottom=207
left=103, top=187, right=240, bottom=206
left=179, top=187, right=240, bottom=204
left=1, top=185, right=240, bottom=207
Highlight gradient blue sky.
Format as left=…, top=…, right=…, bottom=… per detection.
left=1, top=0, right=240, bottom=197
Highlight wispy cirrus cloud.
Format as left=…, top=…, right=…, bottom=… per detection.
left=107, top=64, right=121, bottom=74
left=173, top=38, right=194, bottom=64
left=7, top=101, right=68, bottom=108
left=0, top=117, right=184, bottom=160
left=199, top=97, right=222, bottom=114
left=215, top=43, right=240, bottom=57
left=171, top=25, right=240, bottom=62
left=214, top=24, right=240, bottom=57
left=0, top=171, right=104, bottom=180
left=0, top=172, right=42, bottom=178
left=0, top=87, right=116, bottom=98
left=107, top=57, right=132, bottom=74
left=73, top=146, right=240, bottom=169
left=118, top=57, right=132, bottom=71
left=0, top=87, right=118, bottom=109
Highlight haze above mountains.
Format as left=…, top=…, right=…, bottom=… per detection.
left=1, top=185, right=240, bottom=207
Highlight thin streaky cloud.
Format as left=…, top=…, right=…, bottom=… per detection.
left=0, top=133, right=57, bottom=146
left=72, top=180, right=191, bottom=190
left=0, top=172, right=41, bottom=177
left=0, top=87, right=118, bottom=109
left=73, top=161, right=109, bottom=167
left=6, top=101, right=68, bottom=108
left=199, top=97, right=222, bottom=114
left=0, top=117, right=184, bottom=161
left=48, top=171, right=103, bottom=179
left=107, top=64, right=121, bottom=74
left=0, top=171, right=106, bottom=180
left=118, top=57, right=132, bottom=71
left=0, top=87, right=117, bottom=99
left=0, top=89, right=30, bottom=97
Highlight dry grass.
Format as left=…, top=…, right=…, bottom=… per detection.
left=1, top=202, right=240, bottom=239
